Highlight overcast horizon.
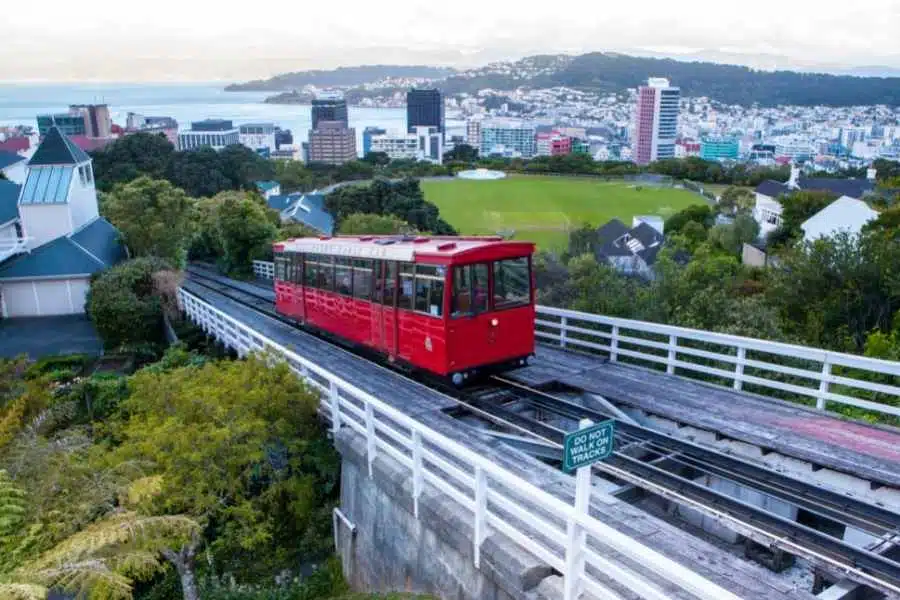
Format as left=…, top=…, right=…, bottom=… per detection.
left=1, top=0, right=898, bottom=82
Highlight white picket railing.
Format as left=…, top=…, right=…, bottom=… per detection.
left=253, top=259, right=275, bottom=280
left=178, top=287, right=741, bottom=600
left=252, top=259, right=900, bottom=419
left=537, top=306, right=900, bottom=419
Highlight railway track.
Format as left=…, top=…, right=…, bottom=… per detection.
left=183, top=265, right=900, bottom=597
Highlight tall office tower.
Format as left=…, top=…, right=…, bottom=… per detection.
left=631, top=78, right=680, bottom=165
left=407, top=89, right=444, bottom=138
left=307, top=121, right=357, bottom=165
left=311, top=94, right=349, bottom=130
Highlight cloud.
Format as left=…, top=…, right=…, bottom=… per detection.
left=0, top=0, right=897, bottom=80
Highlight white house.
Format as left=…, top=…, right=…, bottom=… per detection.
left=800, top=196, right=879, bottom=244
left=0, top=127, right=126, bottom=318
left=0, top=151, right=27, bottom=184
left=753, top=165, right=878, bottom=237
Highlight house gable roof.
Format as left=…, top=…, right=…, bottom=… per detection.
left=0, top=180, right=20, bottom=224
left=0, top=217, right=125, bottom=281
left=801, top=196, right=879, bottom=242
left=796, top=177, right=874, bottom=200
left=755, top=180, right=789, bottom=198
left=267, top=193, right=298, bottom=213
left=595, top=218, right=629, bottom=246
left=284, top=193, right=334, bottom=235
left=0, top=151, right=25, bottom=171
left=28, top=127, right=91, bottom=166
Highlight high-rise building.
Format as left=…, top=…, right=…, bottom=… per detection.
left=312, top=94, right=348, bottom=129
left=632, top=78, right=680, bottom=165
left=177, top=119, right=240, bottom=151
left=407, top=89, right=444, bottom=138
left=239, top=123, right=277, bottom=152
left=369, top=127, right=443, bottom=164
left=466, top=119, right=482, bottom=149
left=37, top=113, right=86, bottom=137
left=69, top=104, right=112, bottom=138
left=363, top=127, right=387, bottom=156
left=480, top=124, right=536, bottom=158
left=307, top=121, right=357, bottom=165
left=699, top=137, right=739, bottom=161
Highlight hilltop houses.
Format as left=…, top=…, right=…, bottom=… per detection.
left=0, top=127, right=126, bottom=318
left=753, top=165, right=878, bottom=237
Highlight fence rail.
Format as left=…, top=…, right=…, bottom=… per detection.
left=178, top=287, right=739, bottom=600
left=252, top=259, right=900, bottom=419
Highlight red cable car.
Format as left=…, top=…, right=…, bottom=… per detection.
left=273, top=235, right=536, bottom=385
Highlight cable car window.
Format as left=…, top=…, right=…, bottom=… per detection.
left=352, top=259, right=373, bottom=300
left=381, top=261, right=397, bottom=306
left=414, top=265, right=445, bottom=317
left=274, top=253, right=287, bottom=281
left=335, top=257, right=352, bottom=296
left=472, top=264, right=489, bottom=313
left=288, top=253, right=299, bottom=283
left=398, top=263, right=414, bottom=310
left=319, top=255, right=334, bottom=291
left=304, top=253, right=318, bottom=287
left=451, top=265, right=471, bottom=317
left=493, top=257, right=530, bottom=308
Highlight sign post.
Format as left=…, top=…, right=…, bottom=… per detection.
left=562, top=418, right=616, bottom=600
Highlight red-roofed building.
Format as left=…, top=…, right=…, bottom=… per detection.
left=68, top=135, right=115, bottom=153
left=0, top=137, right=30, bottom=154
left=536, top=131, right=573, bottom=156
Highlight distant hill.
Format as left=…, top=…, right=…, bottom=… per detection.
left=439, top=52, right=900, bottom=107
left=226, top=65, right=457, bottom=91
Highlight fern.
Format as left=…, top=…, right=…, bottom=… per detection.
left=0, top=583, right=46, bottom=600
left=0, top=470, right=26, bottom=538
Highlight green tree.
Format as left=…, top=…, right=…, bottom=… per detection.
left=167, top=148, right=232, bottom=198
left=86, top=257, right=171, bottom=351
left=338, top=213, right=410, bottom=235
left=443, top=144, right=478, bottom=163
left=90, top=133, right=175, bottom=192
left=707, top=214, right=760, bottom=255
left=111, top=355, right=337, bottom=590
left=664, top=205, right=714, bottom=236
left=362, top=151, right=391, bottom=166
left=102, top=177, right=195, bottom=267
left=214, top=192, right=278, bottom=277
left=218, top=145, right=276, bottom=190
left=718, top=186, right=755, bottom=214
left=566, top=223, right=599, bottom=262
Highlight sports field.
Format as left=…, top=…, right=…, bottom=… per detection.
left=422, top=175, right=704, bottom=251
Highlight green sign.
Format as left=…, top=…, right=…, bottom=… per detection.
left=563, top=421, right=616, bottom=472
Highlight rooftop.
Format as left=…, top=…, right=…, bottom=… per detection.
left=278, top=235, right=533, bottom=261
left=0, top=180, right=20, bottom=224
left=0, top=150, right=25, bottom=171
left=28, top=127, right=91, bottom=167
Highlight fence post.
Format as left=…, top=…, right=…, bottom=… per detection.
left=329, top=381, right=341, bottom=433
left=564, top=419, right=592, bottom=600
left=667, top=335, right=677, bottom=375
left=365, top=402, right=376, bottom=477
left=817, top=360, right=832, bottom=411
left=412, top=430, right=423, bottom=519
left=610, top=325, right=620, bottom=362
left=560, top=316, right=568, bottom=349
left=474, top=466, right=487, bottom=568
left=733, top=346, right=746, bottom=391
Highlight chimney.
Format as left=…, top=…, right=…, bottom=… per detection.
left=867, top=167, right=877, bottom=182
left=787, top=164, right=801, bottom=189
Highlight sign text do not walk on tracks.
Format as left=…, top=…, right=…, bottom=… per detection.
left=563, top=419, right=615, bottom=472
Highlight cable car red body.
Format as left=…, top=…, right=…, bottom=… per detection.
left=272, top=235, right=536, bottom=384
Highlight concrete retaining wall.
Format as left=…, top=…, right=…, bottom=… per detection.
left=334, top=429, right=563, bottom=600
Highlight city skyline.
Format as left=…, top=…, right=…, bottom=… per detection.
left=1, top=0, right=898, bottom=82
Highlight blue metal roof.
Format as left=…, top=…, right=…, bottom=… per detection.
left=0, top=217, right=125, bottom=281
left=267, top=193, right=298, bottom=212
left=70, top=218, right=126, bottom=266
left=0, top=180, right=20, bottom=224
left=286, top=193, right=334, bottom=235
left=19, top=166, right=74, bottom=204
left=28, top=126, right=91, bottom=166
left=255, top=180, right=280, bottom=192
left=0, top=151, right=25, bottom=171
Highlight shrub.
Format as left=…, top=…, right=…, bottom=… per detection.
left=86, top=257, right=172, bottom=351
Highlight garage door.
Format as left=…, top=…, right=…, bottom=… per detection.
left=1, top=282, right=39, bottom=318
left=68, top=279, right=90, bottom=313
left=35, top=280, right=71, bottom=316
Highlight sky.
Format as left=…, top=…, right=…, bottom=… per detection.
left=1, top=0, right=899, bottom=82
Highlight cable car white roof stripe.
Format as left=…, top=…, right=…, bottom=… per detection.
left=282, top=239, right=416, bottom=261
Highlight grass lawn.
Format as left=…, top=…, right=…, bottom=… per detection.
left=422, top=175, right=705, bottom=251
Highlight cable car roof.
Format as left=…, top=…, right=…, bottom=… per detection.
left=276, top=235, right=534, bottom=262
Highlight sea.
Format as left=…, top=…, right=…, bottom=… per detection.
left=0, top=82, right=464, bottom=150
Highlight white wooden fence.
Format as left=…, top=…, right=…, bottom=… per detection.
left=178, top=288, right=741, bottom=600
left=255, top=259, right=900, bottom=420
